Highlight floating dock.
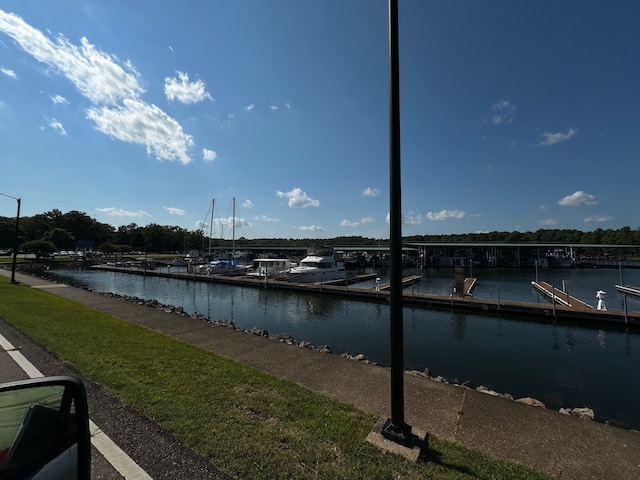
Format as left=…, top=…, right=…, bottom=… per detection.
left=615, top=284, right=640, bottom=297
left=90, top=265, right=640, bottom=327
left=531, top=280, right=594, bottom=310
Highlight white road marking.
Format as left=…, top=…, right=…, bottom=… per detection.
left=0, top=332, right=152, bottom=479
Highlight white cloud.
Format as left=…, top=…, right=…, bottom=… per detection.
left=538, top=204, right=548, bottom=211
left=164, top=71, right=213, bottom=104
left=341, top=217, right=375, bottom=228
left=0, top=10, right=193, bottom=163
left=270, top=105, right=278, bottom=111
left=488, top=99, right=516, bottom=125
left=49, top=118, right=66, bottom=135
left=340, top=219, right=358, bottom=227
left=558, top=191, right=597, bottom=207
left=87, top=98, right=193, bottom=164
left=96, top=207, right=151, bottom=218
left=243, top=199, right=254, bottom=209
left=584, top=215, right=612, bottom=223
left=539, top=128, right=578, bottom=146
left=385, top=212, right=428, bottom=225
left=538, top=218, right=558, bottom=226
left=426, top=209, right=467, bottom=221
left=203, top=148, right=217, bottom=162
left=253, top=215, right=279, bottom=222
left=216, top=216, right=250, bottom=230
left=245, top=104, right=255, bottom=111
left=284, top=102, right=291, bottom=109
left=362, top=187, right=381, bottom=197
left=50, top=94, right=68, bottom=104
left=276, top=187, right=320, bottom=208
left=164, top=206, right=185, bottom=215
left=403, top=213, right=424, bottom=225
left=1, top=67, right=16, bottom=78
left=298, top=225, right=324, bottom=232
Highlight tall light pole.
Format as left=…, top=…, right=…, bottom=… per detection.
left=381, top=0, right=413, bottom=446
left=0, top=192, right=21, bottom=284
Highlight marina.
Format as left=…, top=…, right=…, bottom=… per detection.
left=90, top=263, right=640, bottom=326
left=31, top=264, right=640, bottom=430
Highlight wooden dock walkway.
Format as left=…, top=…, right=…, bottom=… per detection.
left=90, top=265, right=640, bottom=327
left=531, top=280, right=594, bottom=310
left=464, top=277, right=477, bottom=296
left=615, top=284, right=640, bottom=297
left=378, top=274, right=422, bottom=290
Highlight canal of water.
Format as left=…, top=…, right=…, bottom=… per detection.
left=36, top=265, right=640, bottom=430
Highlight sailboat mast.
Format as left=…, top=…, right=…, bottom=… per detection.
left=209, top=198, right=214, bottom=259
left=232, top=197, right=236, bottom=256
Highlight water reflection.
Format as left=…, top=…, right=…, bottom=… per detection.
left=450, top=312, right=466, bottom=340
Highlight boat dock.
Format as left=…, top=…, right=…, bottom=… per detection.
left=377, top=274, right=422, bottom=290
left=464, top=277, right=477, bottom=296
left=322, top=273, right=379, bottom=286
left=531, top=280, right=594, bottom=310
left=90, top=265, right=640, bottom=326
left=615, top=284, right=640, bottom=297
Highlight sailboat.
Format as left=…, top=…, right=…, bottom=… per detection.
left=200, top=197, right=250, bottom=276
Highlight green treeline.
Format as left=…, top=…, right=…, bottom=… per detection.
left=1, top=209, right=639, bottom=255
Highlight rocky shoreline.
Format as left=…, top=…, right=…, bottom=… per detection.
left=95, top=289, right=600, bottom=424
left=9, top=264, right=603, bottom=426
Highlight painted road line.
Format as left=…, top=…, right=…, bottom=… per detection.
left=0, top=331, right=152, bottom=479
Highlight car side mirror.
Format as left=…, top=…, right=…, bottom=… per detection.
left=0, top=376, right=91, bottom=480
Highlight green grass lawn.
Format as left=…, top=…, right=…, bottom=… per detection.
left=0, top=276, right=550, bottom=479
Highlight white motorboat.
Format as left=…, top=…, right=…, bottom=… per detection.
left=246, top=258, right=295, bottom=279
left=286, top=247, right=345, bottom=283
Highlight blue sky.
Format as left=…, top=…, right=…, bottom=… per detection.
left=1, top=1, right=639, bottom=239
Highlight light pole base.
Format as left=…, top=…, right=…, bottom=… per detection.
left=366, top=416, right=429, bottom=462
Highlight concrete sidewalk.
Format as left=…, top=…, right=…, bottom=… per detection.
left=3, top=269, right=639, bottom=479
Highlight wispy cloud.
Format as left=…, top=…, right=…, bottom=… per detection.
left=385, top=212, right=428, bottom=225
left=164, top=206, right=185, bottom=215
left=216, top=216, right=250, bottom=229
left=362, top=187, right=381, bottom=197
left=488, top=99, right=516, bottom=125
left=297, top=225, right=324, bottom=232
left=243, top=199, right=254, bottom=209
left=558, top=191, right=597, bottom=207
left=426, top=209, right=467, bottom=221
left=50, top=94, right=68, bottom=105
left=0, top=9, right=194, bottom=164
left=270, top=104, right=278, bottom=111
left=276, top=187, right=320, bottom=208
left=1, top=67, right=16, bottom=78
left=584, top=215, right=612, bottom=223
left=96, top=207, right=151, bottom=218
left=340, top=217, right=375, bottom=228
left=245, top=104, right=255, bottom=111
left=164, top=71, right=213, bottom=104
left=539, top=128, right=577, bottom=146
left=253, top=214, right=279, bottom=222
left=202, top=148, right=217, bottom=162
left=49, top=118, right=67, bottom=135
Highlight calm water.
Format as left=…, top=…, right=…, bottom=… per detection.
left=37, top=265, right=640, bottom=430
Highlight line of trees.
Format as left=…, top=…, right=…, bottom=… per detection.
left=1, top=209, right=639, bottom=257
